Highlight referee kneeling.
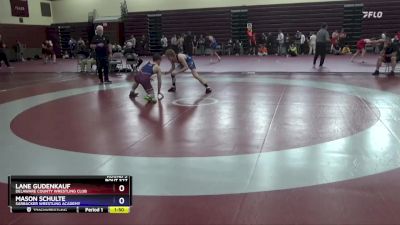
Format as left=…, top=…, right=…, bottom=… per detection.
left=91, top=25, right=112, bottom=84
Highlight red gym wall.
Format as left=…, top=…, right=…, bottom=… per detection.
left=0, top=24, right=47, bottom=48
left=124, top=0, right=400, bottom=42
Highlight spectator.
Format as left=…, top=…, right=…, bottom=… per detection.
left=128, top=35, right=136, bottom=49
left=161, top=34, right=168, bottom=54
left=341, top=45, right=351, bottom=55
left=192, top=35, right=198, bottom=55
left=249, top=32, right=257, bottom=55
left=90, top=25, right=112, bottom=84
left=77, top=37, right=85, bottom=48
left=42, top=40, right=49, bottom=63
left=261, top=33, right=268, bottom=45
left=288, top=43, right=298, bottom=57
left=266, top=32, right=273, bottom=54
left=171, top=34, right=178, bottom=53
left=112, top=43, right=122, bottom=53
left=42, top=40, right=55, bottom=64
left=331, top=30, right=339, bottom=53
left=14, top=40, right=25, bottom=62
left=332, top=43, right=341, bottom=55
left=295, top=31, right=301, bottom=53
left=257, top=44, right=268, bottom=56
left=198, top=34, right=206, bottom=56
left=0, top=34, right=11, bottom=68
left=62, top=50, right=70, bottom=59
left=338, top=28, right=347, bottom=51
left=78, top=46, right=96, bottom=73
left=226, top=38, right=233, bottom=56
left=247, top=27, right=256, bottom=55
left=300, top=32, right=306, bottom=55
left=377, top=31, right=387, bottom=53
left=284, top=33, right=291, bottom=56
left=124, top=41, right=143, bottom=71
left=140, top=34, right=148, bottom=55
left=277, top=30, right=284, bottom=56
left=233, top=40, right=241, bottom=56
left=381, top=31, right=387, bottom=40
left=47, top=40, right=56, bottom=63
left=68, top=37, right=76, bottom=58
left=396, top=32, right=400, bottom=41
left=178, top=34, right=184, bottom=53
left=309, top=32, right=317, bottom=55
left=183, top=31, right=193, bottom=56
left=136, top=35, right=145, bottom=55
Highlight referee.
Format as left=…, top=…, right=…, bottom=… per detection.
left=90, top=25, right=112, bottom=84
left=313, top=23, right=330, bottom=68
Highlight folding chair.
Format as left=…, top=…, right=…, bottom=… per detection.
left=384, top=62, right=399, bottom=73
left=109, top=52, right=124, bottom=72
left=76, top=54, right=87, bottom=72
left=125, top=53, right=140, bottom=72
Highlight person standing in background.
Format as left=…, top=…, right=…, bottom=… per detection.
left=249, top=32, right=257, bottom=55
left=0, top=34, right=11, bottom=68
left=183, top=31, right=193, bottom=56
left=381, top=31, right=387, bottom=40
left=277, top=30, right=284, bottom=56
left=47, top=40, right=56, bottom=63
left=331, top=30, right=339, bottom=53
left=170, top=34, right=178, bottom=54
left=129, top=35, right=136, bottom=49
left=68, top=37, right=76, bottom=58
left=379, top=31, right=387, bottom=53
left=266, top=33, right=272, bottom=54
left=313, top=23, right=330, bottom=68
left=261, top=33, right=268, bottom=45
left=295, top=31, right=301, bottom=53
left=90, top=25, right=112, bottom=84
left=284, top=33, right=290, bottom=57
left=300, top=32, right=306, bottom=55
left=192, top=35, right=198, bottom=56
left=338, top=28, right=347, bottom=52
left=178, top=34, right=184, bottom=53
left=161, top=34, right=168, bottom=54
left=309, top=32, right=317, bottom=55
left=15, top=40, right=25, bottom=62
left=198, top=34, right=205, bottom=56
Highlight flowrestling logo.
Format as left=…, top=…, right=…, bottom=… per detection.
left=363, top=11, right=383, bottom=19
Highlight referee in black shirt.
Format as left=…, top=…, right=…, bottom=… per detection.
left=313, top=23, right=330, bottom=68
left=91, top=25, right=112, bottom=84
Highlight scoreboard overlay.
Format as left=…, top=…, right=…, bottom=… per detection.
left=8, top=176, right=132, bottom=213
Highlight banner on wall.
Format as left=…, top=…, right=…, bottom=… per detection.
left=10, top=0, right=29, bottom=17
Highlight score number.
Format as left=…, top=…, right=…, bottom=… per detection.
left=116, top=184, right=129, bottom=205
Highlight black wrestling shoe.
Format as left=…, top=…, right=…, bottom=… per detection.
left=205, top=87, right=212, bottom=94
left=388, top=71, right=395, bottom=77
left=104, top=80, right=112, bottom=84
left=168, top=87, right=176, bottom=92
left=372, top=70, right=380, bottom=76
left=129, top=91, right=139, bottom=98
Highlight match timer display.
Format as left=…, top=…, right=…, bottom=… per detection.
left=8, top=176, right=132, bottom=214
